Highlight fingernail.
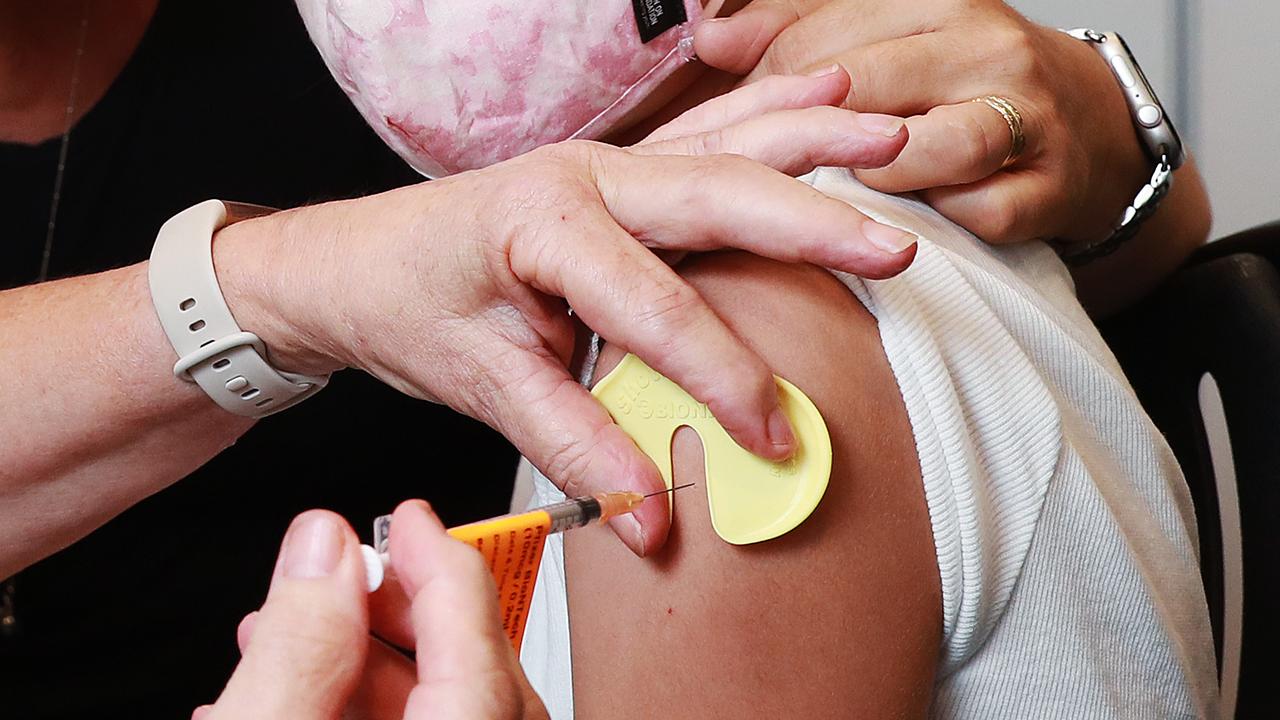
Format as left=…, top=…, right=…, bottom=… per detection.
left=282, top=512, right=344, bottom=579
left=406, top=499, right=439, bottom=523
left=856, top=113, right=906, bottom=138
left=767, top=406, right=796, bottom=453
left=806, top=63, right=842, bottom=78
left=360, top=545, right=386, bottom=593
left=863, top=220, right=918, bottom=254
left=609, top=514, right=646, bottom=557
left=394, top=499, right=443, bottom=535
left=236, top=611, right=259, bottom=652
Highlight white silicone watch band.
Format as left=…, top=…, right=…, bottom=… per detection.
left=149, top=200, right=328, bottom=418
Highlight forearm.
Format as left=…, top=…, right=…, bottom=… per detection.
left=0, top=82, right=937, bottom=572
left=0, top=262, right=254, bottom=576
left=1072, top=156, right=1212, bottom=317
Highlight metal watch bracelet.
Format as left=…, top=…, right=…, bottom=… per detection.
left=1056, top=154, right=1174, bottom=266
left=1054, top=28, right=1184, bottom=266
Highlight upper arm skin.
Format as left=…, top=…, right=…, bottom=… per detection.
left=566, top=251, right=942, bottom=718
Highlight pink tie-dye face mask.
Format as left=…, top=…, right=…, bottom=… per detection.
left=297, top=0, right=706, bottom=177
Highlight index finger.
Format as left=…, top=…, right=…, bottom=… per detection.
left=476, top=341, right=673, bottom=555
left=389, top=501, right=510, bottom=684
left=389, top=501, right=538, bottom=718
left=506, top=200, right=799, bottom=465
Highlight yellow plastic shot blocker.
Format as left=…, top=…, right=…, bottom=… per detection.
left=591, top=354, right=832, bottom=545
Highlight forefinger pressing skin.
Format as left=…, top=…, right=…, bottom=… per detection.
left=505, top=196, right=795, bottom=464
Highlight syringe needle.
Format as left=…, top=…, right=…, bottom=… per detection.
left=642, top=482, right=695, bottom=498
left=366, top=482, right=704, bottom=593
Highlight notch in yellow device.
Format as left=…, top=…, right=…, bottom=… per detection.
left=590, top=353, right=832, bottom=545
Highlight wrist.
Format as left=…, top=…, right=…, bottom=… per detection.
left=211, top=210, right=346, bottom=378
left=1053, top=28, right=1185, bottom=252
left=1058, top=31, right=1151, bottom=245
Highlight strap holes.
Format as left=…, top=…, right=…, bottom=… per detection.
left=211, top=358, right=231, bottom=370
left=179, top=298, right=196, bottom=311
left=188, top=319, right=206, bottom=332
left=255, top=398, right=275, bottom=408
left=241, top=388, right=260, bottom=400
left=199, top=339, right=215, bottom=348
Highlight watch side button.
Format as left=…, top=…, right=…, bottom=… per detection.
left=1110, top=55, right=1138, bottom=88
left=1137, top=104, right=1163, bottom=127
left=225, top=376, right=250, bottom=392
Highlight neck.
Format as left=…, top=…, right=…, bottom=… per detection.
left=0, top=0, right=157, bottom=144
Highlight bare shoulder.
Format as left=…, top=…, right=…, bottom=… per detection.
left=567, top=251, right=941, bottom=718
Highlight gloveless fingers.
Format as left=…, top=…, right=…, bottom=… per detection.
left=836, top=34, right=995, bottom=116
left=391, top=501, right=543, bottom=720
left=634, top=104, right=908, bottom=176
left=857, top=99, right=1024, bottom=193
left=736, top=0, right=931, bottom=83
left=502, top=192, right=796, bottom=467
left=205, top=512, right=369, bottom=720
left=474, top=338, right=672, bottom=555
left=593, top=148, right=917, bottom=275
left=695, top=0, right=903, bottom=77
left=640, top=70, right=852, bottom=143
left=920, top=169, right=1071, bottom=244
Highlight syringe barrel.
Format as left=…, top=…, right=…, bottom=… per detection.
left=374, top=492, right=640, bottom=555
left=543, top=496, right=602, bottom=533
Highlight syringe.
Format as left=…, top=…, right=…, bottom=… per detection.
left=360, top=483, right=693, bottom=595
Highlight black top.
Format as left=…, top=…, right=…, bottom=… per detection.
left=0, top=2, right=518, bottom=717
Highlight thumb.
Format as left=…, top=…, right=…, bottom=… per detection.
left=205, top=511, right=370, bottom=720
left=694, top=1, right=809, bottom=75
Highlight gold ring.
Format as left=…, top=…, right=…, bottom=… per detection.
left=971, top=95, right=1025, bottom=168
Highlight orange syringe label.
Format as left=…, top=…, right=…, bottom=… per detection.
left=447, top=510, right=550, bottom=652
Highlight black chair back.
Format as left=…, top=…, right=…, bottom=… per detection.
left=1100, top=222, right=1280, bottom=719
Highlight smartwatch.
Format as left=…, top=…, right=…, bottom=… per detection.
left=1057, top=29, right=1186, bottom=265
left=149, top=200, right=329, bottom=418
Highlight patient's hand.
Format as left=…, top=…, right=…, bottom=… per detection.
left=693, top=0, right=1181, bottom=249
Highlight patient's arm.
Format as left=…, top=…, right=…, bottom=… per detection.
left=566, top=251, right=942, bottom=718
